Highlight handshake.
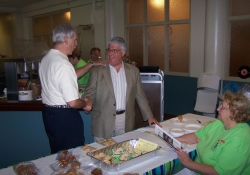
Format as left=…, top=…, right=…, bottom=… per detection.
left=82, top=98, right=93, bottom=112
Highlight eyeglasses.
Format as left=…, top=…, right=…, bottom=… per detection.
left=218, top=104, right=229, bottom=111
left=106, top=48, right=122, bottom=53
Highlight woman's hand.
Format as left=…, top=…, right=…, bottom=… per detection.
left=94, top=60, right=107, bottom=66
left=174, top=147, right=193, bottom=167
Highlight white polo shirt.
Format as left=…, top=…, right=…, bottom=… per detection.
left=39, top=49, right=79, bottom=105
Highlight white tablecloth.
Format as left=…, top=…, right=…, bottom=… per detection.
left=0, top=113, right=216, bottom=175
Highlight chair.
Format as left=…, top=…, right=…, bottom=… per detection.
left=194, top=73, right=221, bottom=118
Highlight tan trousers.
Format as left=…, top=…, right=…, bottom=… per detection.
left=94, top=113, right=125, bottom=141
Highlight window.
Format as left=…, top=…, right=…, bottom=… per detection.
left=125, top=0, right=190, bottom=73
left=33, top=11, right=71, bottom=47
left=228, top=0, right=250, bottom=78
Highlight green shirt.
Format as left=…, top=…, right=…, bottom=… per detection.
left=195, top=120, right=250, bottom=175
left=74, top=59, right=89, bottom=86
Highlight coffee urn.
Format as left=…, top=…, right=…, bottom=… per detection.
left=3, top=39, right=49, bottom=102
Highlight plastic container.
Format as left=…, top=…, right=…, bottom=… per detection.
left=19, top=90, right=33, bottom=101
left=50, top=150, right=82, bottom=172
left=13, top=161, right=39, bottom=175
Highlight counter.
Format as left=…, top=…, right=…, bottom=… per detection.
left=0, top=98, right=94, bottom=169
left=0, top=98, right=43, bottom=111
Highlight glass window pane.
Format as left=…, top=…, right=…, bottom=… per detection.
left=147, top=0, right=165, bottom=22
left=127, top=27, right=143, bottom=67
left=147, top=26, right=165, bottom=70
left=126, top=0, right=143, bottom=24
left=51, top=11, right=70, bottom=29
left=33, top=35, right=51, bottom=48
left=169, top=24, right=189, bottom=73
left=33, top=16, right=50, bottom=35
left=230, top=0, right=250, bottom=16
left=229, top=20, right=250, bottom=77
left=169, top=0, right=190, bottom=20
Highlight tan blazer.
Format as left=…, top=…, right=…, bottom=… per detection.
left=83, top=63, right=153, bottom=138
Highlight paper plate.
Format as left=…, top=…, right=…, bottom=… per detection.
left=170, top=118, right=189, bottom=125
left=182, top=124, right=202, bottom=133
left=169, top=128, right=185, bottom=137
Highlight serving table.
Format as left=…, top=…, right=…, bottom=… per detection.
left=0, top=113, right=216, bottom=175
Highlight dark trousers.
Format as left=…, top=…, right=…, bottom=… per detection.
left=42, top=106, right=85, bottom=154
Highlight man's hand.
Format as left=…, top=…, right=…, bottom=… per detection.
left=148, top=117, right=162, bottom=127
left=82, top=98, right=92, bottom=112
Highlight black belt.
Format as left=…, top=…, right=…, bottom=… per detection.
left=44, top=104, right=71, bottom=108
left=116, top=110, right=125, bottom=115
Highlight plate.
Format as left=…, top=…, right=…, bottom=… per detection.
left=182, top=124, right=202, bottom=133
left=170, top=118, right=189, bottom=125
left=169, top=128, right=185, bottom=137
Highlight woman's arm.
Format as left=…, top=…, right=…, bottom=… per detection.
left=75, top=60, right=106, bottom=78
left=174, top=148, right=219, bottom=175
left=175, top=133, right=200, bottom=144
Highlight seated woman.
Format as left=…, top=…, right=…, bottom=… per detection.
left=68, top=48, right=106, bottom=86
left=174, top=91, right=250, bottom=175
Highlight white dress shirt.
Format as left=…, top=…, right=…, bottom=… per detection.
left=109, top=62, right=127, bottom=111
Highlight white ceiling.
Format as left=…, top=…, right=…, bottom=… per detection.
left=0, top=0, right=45, bottom=8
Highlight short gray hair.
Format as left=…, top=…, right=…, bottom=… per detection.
left=109, top=37, right=126, bottom=50
left=52, top=23, right=76, bottom=44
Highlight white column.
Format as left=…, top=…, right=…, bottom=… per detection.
left=204, top=0, right=227, bottom=79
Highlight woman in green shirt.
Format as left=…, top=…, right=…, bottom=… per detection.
left=68, top=48, right=106, bottom=86
left=175, top=91, right=250, bottom=175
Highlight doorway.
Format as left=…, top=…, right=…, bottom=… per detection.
left=76, top=25, right=94, bottom=62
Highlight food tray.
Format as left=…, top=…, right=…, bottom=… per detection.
left=97, top=138, right=117, bottom=146
left=82, top=144, right=97, bottom=153
left=86, top=139, right=161, bottom=172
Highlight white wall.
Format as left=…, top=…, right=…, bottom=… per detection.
left=4, top=0, right=247, bottom=82
left=189, top=0, right=206, bottom=78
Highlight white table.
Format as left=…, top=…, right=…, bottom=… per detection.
left=0, top=113, right=216, bottom=175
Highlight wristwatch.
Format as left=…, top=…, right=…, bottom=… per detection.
left=91, top=61, right=94, bottom=67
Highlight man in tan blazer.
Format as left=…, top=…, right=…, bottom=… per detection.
left=83, top=37, right=161, bottom=139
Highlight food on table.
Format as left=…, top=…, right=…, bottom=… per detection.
left=97, top=138, right=116, bottom=146
left=14, top=162, right=39, bottom=175
left=82, top=145, right=97, bottom=152
left=114, top=147, right=124, bottom=154
left=94, top=152, right=106, bottom=160
left=92, top=145, right=147, bottom=165
left=177, top=115, right=183, bottom=122
left=64, top=168, right=84, bottom=175
left=68, top=155, right=77, bottom=163
left=91, top=168, right=103, bottom=175
left=70, top=161, right=81, bottom=169
left=120, top=152, right=130, bottom=161
left=51, top=168, right=85, bottom=175
left=61, top=150, right=69, bottom=158
left=59, top=158, right=68, bottom=168
left=51, top=150, right=81, bottom=171
left=87, top=139, right=161, bottom=172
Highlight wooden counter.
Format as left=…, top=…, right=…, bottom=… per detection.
left=0, top=98, right=43, bottom=111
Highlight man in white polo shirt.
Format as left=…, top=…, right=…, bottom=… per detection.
left=83, top=37, right=161, bottom=140
left=39, top=23, right=92, bottom=154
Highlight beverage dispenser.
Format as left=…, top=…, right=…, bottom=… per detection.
left=3, top=39, right=49, bottom=102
